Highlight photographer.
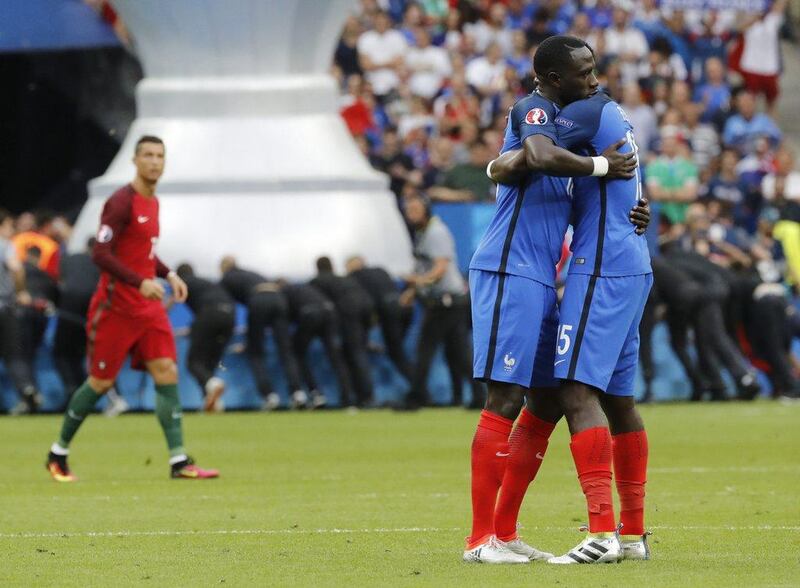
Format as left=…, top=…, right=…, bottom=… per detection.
left=400, top=195, right=483, bottom=409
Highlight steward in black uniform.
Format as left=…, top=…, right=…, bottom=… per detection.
left=220, top=257, right=304, bottom=409
left=648, top=256, right=710, bottom=400
left=20, top=248, right=57, bottom=400
left=662, top=249, right=761, bottom=400
left=176, top=264, right=235, bottom=410
left=346, top=256, right=414, bottom=382
left=53, top=239, right=100, bottom=400
left=283, top=281, right=354, bottom=408
left=312, top=257, right=374, bottom=406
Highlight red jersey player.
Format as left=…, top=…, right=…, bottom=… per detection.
left=46, top=135, right=218, bottom=481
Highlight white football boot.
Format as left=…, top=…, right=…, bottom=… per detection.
left=504, top=537, right=555, bottom=561
left=291, top=390, right=309, bottom=409
left=547, top=533, right=622, bottom=564
left=103, top=389, right=129, bottom=418
left=463, top=536, right=530, bottom=564
left=261, top=392, right=281, bottom=411
left=619, top=532, right=651, bottom=561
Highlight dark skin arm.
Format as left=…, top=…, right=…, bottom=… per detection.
left=494, top=135, right=636, bottom=183
left=491, top=146, right=651, bottom=235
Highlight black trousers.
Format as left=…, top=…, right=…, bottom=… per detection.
left=340, top=306, right=375, bottom=406
left=665, top=308, right=716, bottom=397
left=747, top=294, right=797, bottom=396
left=408, top=298, right=481, bottom=406
left=638, top=296, right=657, bottom=398
left=376, top=295, right=414, bottom=382
left=187, top=304, right=235, bottom=392
left=247, top=292, right=303, bottom=395
left=693, top=300, right=751, bottom=385
left=18, top=306, right=47, bottom=380
left=0, top=306, right=36, bottom=398
left=666, top=298, right=751, bottom=399
left=53, top=295, right=90, bottom=396
left=293, top=302, right=354, bottom=405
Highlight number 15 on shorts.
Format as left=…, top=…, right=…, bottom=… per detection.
left=557, top=324, right=573, bottom=356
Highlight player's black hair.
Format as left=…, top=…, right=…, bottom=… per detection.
left=34, top=209, right=56, bottom=229
left=533, top=35, right=591, bottom=78
left=649, top=36, right=673, bottom=58
left=135, top=135, right=165, bottom=154
left=176, top=263, right=194, bottom=279
left=316, top=256, right=334, bottom=274
left=403, top=194, right=432, bottom=220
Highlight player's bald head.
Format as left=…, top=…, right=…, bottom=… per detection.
left=220, top=255, right=237, bottom=274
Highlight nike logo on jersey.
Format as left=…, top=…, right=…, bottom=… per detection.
left=554, top=359, right=566, bottom=367
left=137, top=216, right=150, bottom=223
left=535, top=452, right=545, bottom=460
left=496, top=452, right=510, bottom=457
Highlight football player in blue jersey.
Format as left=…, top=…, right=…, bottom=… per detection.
left=490, top=36, right=653, bottom=565
left=463, top=35, right=650, bottom=564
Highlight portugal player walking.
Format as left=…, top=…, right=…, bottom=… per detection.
left=46, top=135, right=218, bottom=482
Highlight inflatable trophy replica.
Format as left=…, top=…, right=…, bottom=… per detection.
left=71, top=0, right=414, bottom=279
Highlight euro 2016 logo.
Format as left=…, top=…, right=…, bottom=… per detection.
left=525, top=108, right=548, bottom=125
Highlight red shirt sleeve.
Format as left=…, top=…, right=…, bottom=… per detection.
left=92, top=188, right=145, bottom=288
left=45, top=247, right=60, bottom=281
left=154, top=255, right=171, bottom=279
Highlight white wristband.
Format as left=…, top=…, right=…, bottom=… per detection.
left=591, top=156, right=609, bottom=177
left=486, top=159, right=496, bottom=180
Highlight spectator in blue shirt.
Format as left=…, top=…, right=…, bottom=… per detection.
left=585, top=0, right=613, bottom=29
left=694, top=57, right=731, bottom=125
left=505, top=0, right=530, bottom=31
left=688, top=12, right=730, bottom=82
left=632, top=0, right=669, bottom=45
left=723, top=91, right=783, bottom=154
left=506, top=30, right=530, bottom=79
left=662, top=11, right=693, bottom=73
left=544, top=0, right=577, bottom=35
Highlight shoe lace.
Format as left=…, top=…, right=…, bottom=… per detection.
left=488, top=536, right=512, bottom=553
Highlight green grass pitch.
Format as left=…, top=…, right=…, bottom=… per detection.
left=3, top=402, right=799, bottom=586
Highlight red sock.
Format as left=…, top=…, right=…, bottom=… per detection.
left=570, top=427, right=615, bottom=533
left=612, top=430, right=648, bottom=536
left=494, top=408, right=557, bottom=541
left=468, top=410, right=513, bottom=547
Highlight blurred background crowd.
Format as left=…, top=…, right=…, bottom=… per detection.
left=2, top=0, right=800, bottom=413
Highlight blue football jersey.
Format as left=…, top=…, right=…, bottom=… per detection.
left=556, top=93, right=652, bottom=277
left=469, top=92, right=571, bottom=287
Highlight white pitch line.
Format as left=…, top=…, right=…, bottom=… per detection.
left=0, top=527, right=461, bottom=540
left=1, top=525, right=798, bottom=540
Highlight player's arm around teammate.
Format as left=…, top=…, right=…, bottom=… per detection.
left=489, top=147, right=651, bottom=235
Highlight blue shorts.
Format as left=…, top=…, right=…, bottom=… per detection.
left=470, top=269, right=559, bottom=389
left=554, top=273, right=653, bottom=396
